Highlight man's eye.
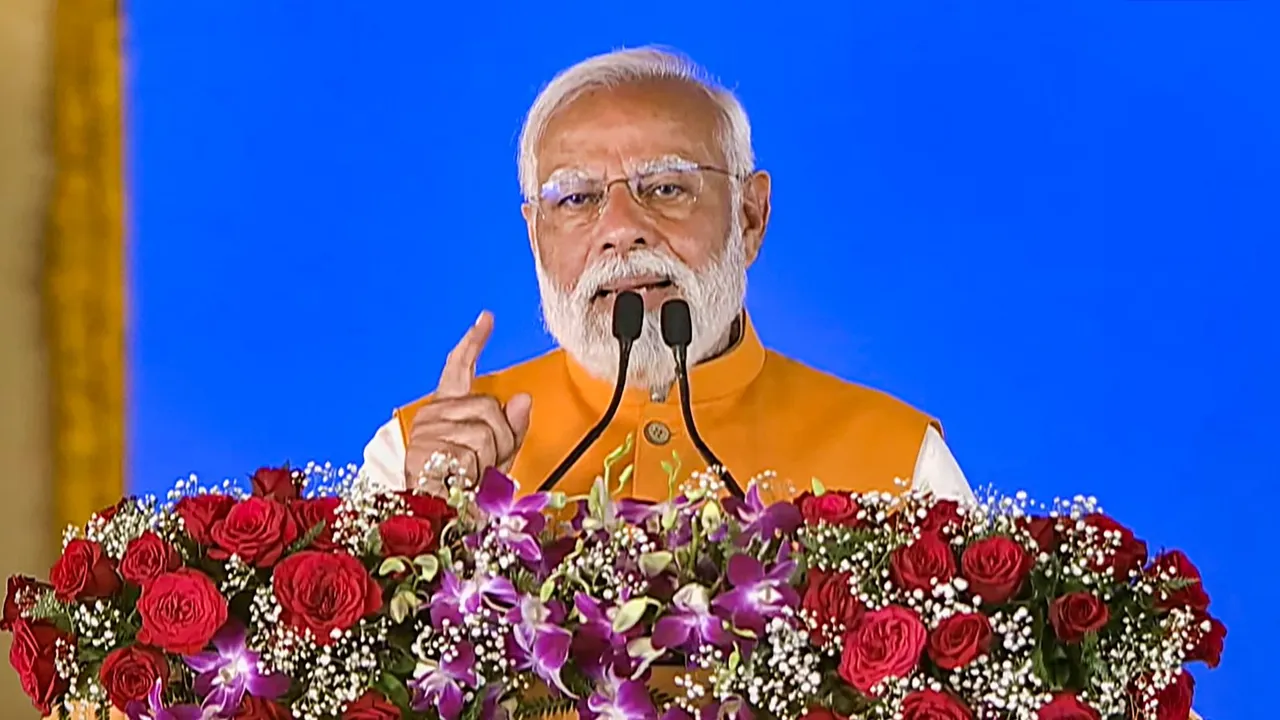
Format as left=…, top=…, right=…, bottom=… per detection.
left=558, top=192, right=600, bottom=208
left=649, top=183, right=686, bottom=198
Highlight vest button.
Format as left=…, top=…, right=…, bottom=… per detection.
left=643, top=421, right=671, bottom=446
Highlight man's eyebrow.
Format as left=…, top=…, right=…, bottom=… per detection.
left=541, top=167, right=593, bottom=186
left=541, top=154, right=703, bottom=185
left=632, top=155, right=701, bottom=174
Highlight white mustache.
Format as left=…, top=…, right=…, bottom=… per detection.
left=573, top=251, right=697, bottom=303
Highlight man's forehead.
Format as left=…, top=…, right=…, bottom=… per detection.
left=535, top=81, right=725, bottom=183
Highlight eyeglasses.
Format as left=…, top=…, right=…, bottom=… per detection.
left=534, top=161, right=737, bottom=233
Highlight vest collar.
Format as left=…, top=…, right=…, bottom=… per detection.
left=564, top=311, right=767, bottom=410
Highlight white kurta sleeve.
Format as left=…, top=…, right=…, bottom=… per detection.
left=360, top=417, right=408, bottom=491
left=911, top=425, right=975, bottom=503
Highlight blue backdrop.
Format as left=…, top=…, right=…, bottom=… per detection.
left=127, top=3, right=1277, bottom=715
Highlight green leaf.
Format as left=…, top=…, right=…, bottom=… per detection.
left=438, top=546, right=453, bottom=572
left=389, top=590, right=420, bottom=624
left=616, top=465, right=635, bottom=495
left=289, top=520, right=328, bottom=553
left=374, top=671, right=413, bottom=713
left=603, top=434, right=635, bottom=491
left=540, top=578, right=557, bottom=603
left=660, top=506, right=679, bottom=532
left=661, top=450, right=682, bottom=492
left=379, top=557, right=409, bottom=577
left=811, top=478, right=826, bottom=496
left=612, top=598, right=652, bottom=633
left=546, top=491, right=567, bottom=511
left=413, top=554, right=440, bottom=581
left=700, top=501, right=723, bottom=531
left=639, top=551, right=673, bottom=577
left=727, top=648, right=741, bottom=674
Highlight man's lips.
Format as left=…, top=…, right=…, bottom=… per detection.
left=592, top=276, right=674, bottom=300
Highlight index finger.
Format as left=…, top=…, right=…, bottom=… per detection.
left=435, top=311, right=493, bottom=398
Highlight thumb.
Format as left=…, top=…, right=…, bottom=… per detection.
left=504, top=393, right=533, bottom=446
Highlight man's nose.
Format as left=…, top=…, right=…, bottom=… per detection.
left=594, top=182, right=652, bottom=254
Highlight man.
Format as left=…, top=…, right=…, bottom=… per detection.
left=361, top=46, right=973, bottom=505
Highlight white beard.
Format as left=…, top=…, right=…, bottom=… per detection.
left=534, top=214, right=748, bottom=395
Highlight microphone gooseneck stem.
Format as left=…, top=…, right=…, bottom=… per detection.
left=537, top=340, right=633, bottom=493
left=673, top=345, right=745, bottom=499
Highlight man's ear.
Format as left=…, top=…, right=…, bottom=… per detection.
left=739, top=170, right=771, bottom=265
left=521, top=202, right=537, bottom=252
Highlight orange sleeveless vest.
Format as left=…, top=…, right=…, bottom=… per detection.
left=395, top=314, right=939, bottom=502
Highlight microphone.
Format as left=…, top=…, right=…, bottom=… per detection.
left=659, top=299, right=745, bottom=499
left=538, top=290, right=645, bottom=492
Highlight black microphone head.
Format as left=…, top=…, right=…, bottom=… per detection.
left=660, top=299, right=693, bottom=348
left=611, top=291, right=645, bottom=343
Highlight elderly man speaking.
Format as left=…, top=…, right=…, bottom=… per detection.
left=361, top=47, right=973, bottom=505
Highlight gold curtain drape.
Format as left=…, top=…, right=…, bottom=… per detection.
left=45, top=0, right=127, bottom=548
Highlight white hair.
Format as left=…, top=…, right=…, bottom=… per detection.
left=517, top=46, right=755, bottom=200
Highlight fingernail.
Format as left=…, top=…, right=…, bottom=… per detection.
left=475, top=311, right=486, bottom=326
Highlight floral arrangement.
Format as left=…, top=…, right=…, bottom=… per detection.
left=3, top=455, right=1224, bottom=720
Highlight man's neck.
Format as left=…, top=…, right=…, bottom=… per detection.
left=646, top=313, right=743, bottom=402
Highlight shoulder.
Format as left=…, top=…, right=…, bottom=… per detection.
left=758, top=349, right=941, bottom=435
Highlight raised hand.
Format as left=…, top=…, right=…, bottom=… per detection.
left=404, top=311, right=533, bottom=489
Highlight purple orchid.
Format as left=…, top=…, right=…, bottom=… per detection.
left=505, top=594, right=575, bottom=697
left=475, top=468, right=550, bottom=562
left=430, top=571, right=519, bottom=627
left=572, top=594, right=633, bottom=679
left=722, top=485, right=801, bottom=546
left=184, top=620, right=289, bottom=715
left=711, top=554, right=800, bottom=638
left=125, top=679, right=209, bottom=720
left=652, top=584, right=734, bottom=652
left=410, top=641, right=480, bottom=720
left=585, top=670, right=658, bottom=720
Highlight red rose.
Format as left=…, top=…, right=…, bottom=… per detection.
left=900, top=690, right=971, bottom=720
left=1149, top=551, right=1210, bottom=612
left=293, top=496, right=343, bottom=552
left=891, top=533, right=956, bottom=593
left=927, top=613, right=992, bottom=670
left=1146, top=670, right=1194, bottom=720
left=120, top=531, right=182, bottom=587
left=273, top=551, right=382, bottom=644
left=2, top=575, right=51, bottom=631
left=251, top=466, right=302, bottom=502
left=100, top=645, right=170, bottom=711
left=176, top=493, right=237, bottom=545
left=960, top=536, right=1032, bottom=605
left=1037, top=693, right=1100, bottom=720
left=50, top=538, right=121, bottom=603
left=1022, top=517, right=1059, bottom=555
left=1049, top=592, right=1109, bottom=644
left=801, top=570, right=864, bottom=645
left=209, top=497, right=300, bottom=568
left=237, top=694, right=295, bottom=719
left=797, top=491, right=861, bottom=527
left=1081, top=515, right=1147, bottom=578
left=342, top=690, right=400, bottom=719
left=378, top=515, right=438, bottom=558
left=1188, top=611, right=1226, bottom=668
left=8, top=620, right=72, bottom=714
left=838, top=605, right=926, bottom=695
left=920, top=500, right=963, bottom=534
left=398, top=491, right=455, bottom=527
left=137, top=568, right=228, bottom=654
